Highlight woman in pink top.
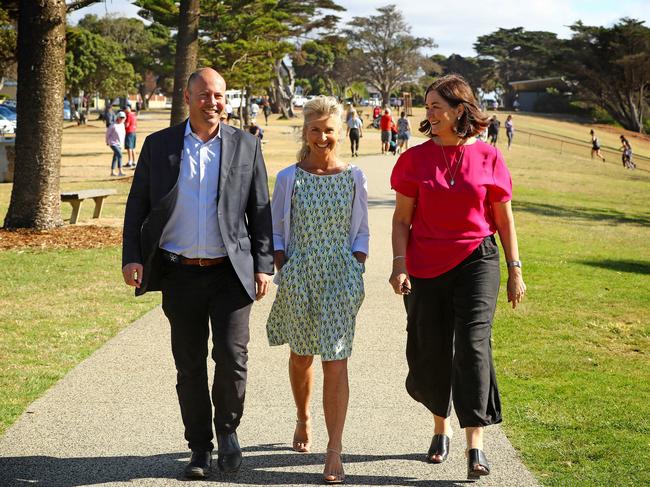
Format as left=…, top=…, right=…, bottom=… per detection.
left=389, top=75, right=526, bottom=480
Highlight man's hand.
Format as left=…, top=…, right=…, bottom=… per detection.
left=122, top=263, right=143, bottom=288
left=254, top=272, right=271, bottom=301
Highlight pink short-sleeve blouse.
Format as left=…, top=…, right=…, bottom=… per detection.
left=390, top=139, right=512, bottom=278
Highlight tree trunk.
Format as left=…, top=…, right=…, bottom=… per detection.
left=138, top=84, right=149, bottom=111
left=282, top=59, right=296, bottom=118
left=169, top=0, right=199, bottom=126
left=381, top=89, right=390, bottom=109
left=273, top=60, right=290, bottom=119
left=4, top=0, right=67, bottom=230
left=274, top=59, right=296, bottom=119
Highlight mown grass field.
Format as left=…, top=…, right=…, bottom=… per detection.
left=491, top=140, right=650, bottom=486
left=1, top=108, right=649, bottom=486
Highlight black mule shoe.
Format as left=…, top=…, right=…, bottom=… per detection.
left=467, top=448, right=490, bottom=480
left=217, top=432, right=242, bottom=473
left=426, top=434, right=450, bottom=463
left=184, top=450, right=211, bottom=478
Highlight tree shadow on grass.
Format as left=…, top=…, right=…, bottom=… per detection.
left=62, top=152, right=107, bottom=158
left=513, top=201, right=650, bottom=227
left=0, top=443, right=474, bottom=486
left=577, top=259, right=650, bottom=275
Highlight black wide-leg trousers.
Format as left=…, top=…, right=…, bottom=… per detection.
left=404, top=235, right=502, bottom=427
left=161, top=261, right=253, bottom=452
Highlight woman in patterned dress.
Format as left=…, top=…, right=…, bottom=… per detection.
left=267, top=96, right=369, bottom=484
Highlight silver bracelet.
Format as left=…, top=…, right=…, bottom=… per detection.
left=392, top=255, right=406, bottom=261
left=507, top=260, right=522, bottom=268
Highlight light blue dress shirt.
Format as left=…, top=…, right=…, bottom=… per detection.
left=159, top=121, right=227, bottom=258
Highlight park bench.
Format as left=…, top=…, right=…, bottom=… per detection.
left=60, top=189, right=117, bottom=224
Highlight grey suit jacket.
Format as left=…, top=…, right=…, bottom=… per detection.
left=122, top=120, right=274, bottom=300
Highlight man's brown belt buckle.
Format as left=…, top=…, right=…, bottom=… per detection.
left=198, top=258, right=207, bottom=267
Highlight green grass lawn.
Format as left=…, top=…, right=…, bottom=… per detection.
left=493, top=143, right=650, bottom=486
left=0, top=247, right=159, bottom=434
left=0, top=113, right=649, bottom=486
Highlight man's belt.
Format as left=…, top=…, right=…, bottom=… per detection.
left=161, top=250, right=227, bottom=267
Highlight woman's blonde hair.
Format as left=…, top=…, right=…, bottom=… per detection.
left=297, top=96, right=343, bottom=162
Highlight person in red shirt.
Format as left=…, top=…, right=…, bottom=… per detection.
left=123, top=105, right=138, bottom=168
left=379, top=108, right=393, bottom=154
left=389, top=74, right=526, bottom=481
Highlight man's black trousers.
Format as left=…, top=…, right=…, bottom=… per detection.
left=161, top=260, right=253, bottom=452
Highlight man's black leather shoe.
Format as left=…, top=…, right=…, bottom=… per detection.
left=184, top=450, right=212, bottom=479
left=217, top=432, right=242, bottom=473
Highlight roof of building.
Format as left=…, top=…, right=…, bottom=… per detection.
left=509, top=77, right=572, bottom=92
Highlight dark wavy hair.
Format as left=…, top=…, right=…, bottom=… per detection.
left=419, top=74, right=490, bottom=139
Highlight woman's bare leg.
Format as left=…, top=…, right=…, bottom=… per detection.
left=322, top=358, right=348, bottom=481
left=428, top=414, right=453, bottom=462
left=289, top=351, right=314, bottom=452
left=466, top=426, right=487, bottom=474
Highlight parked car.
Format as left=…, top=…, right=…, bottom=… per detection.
left=63, top=100, right=72, bottom=120
left=292, top=95, right=307, bottom=108
left=0, top=114, right=16, bottom=134
left=0, top=104, right=16, bottom=117
left=1, top=99, right=16, bottom=109
left=0, top=106, right=16, bottom=121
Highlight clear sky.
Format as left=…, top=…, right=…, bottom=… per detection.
left=68, top=0, right=650, bottom=57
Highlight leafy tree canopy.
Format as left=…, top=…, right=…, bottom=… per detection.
left=0, top=6, right=17, bottom=80
left=564, top=17, right=650, bottom=132
left=76, top=14, right=175, bottom=99
left=65, top=26, right=138, bottom=97
left=343, top=4, right=434, bottom=107
left=474, top=27, right=564, bottom=93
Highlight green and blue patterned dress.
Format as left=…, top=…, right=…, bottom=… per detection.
left=267, top=166, right=365, bottom=361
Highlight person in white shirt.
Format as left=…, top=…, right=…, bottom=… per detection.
left=266, top=96, right=369, bottom=485
left=105, top=111, right=126, bottom=176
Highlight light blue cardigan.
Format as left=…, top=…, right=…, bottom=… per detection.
left=271, top=163, right=370, bottom=260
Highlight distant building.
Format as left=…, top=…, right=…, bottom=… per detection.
left=509, top=77, right=572, bottom=112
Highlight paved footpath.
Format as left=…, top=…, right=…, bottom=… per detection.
left=0, top=152, right=540, bottom=486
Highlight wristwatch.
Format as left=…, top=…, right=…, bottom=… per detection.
left=507, top=260, right=522, bottom=268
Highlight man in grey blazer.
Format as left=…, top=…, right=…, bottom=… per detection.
left=122, top=68, right=273, bottom=479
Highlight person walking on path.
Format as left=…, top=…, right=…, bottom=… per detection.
left=267, top=96, right=369, bottom=485
left=106, top=111, right=126, bottom=177
left=620, top=135, right=635, bottom=169
left=346, top=108, right=363, bottom=157
left=262, top=99, right=271, bottom=126
left=248, top=120, right=264, bottom=140
left=397, top=111, right=412, bottom=154
left=389, top=74, right=526, bottom=481
left=487, top=115, right=500, bottom=146
left=505, top=114, right=514, bottom=151
left=590, top=129, right=606, bottom=162
left=121, top=67, right=274, bottom=480
left=123, top=105, right=138, bottom=168
left=103, top=101, right=116, bottom=127
left=380, top=108, right=393, bottom=154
